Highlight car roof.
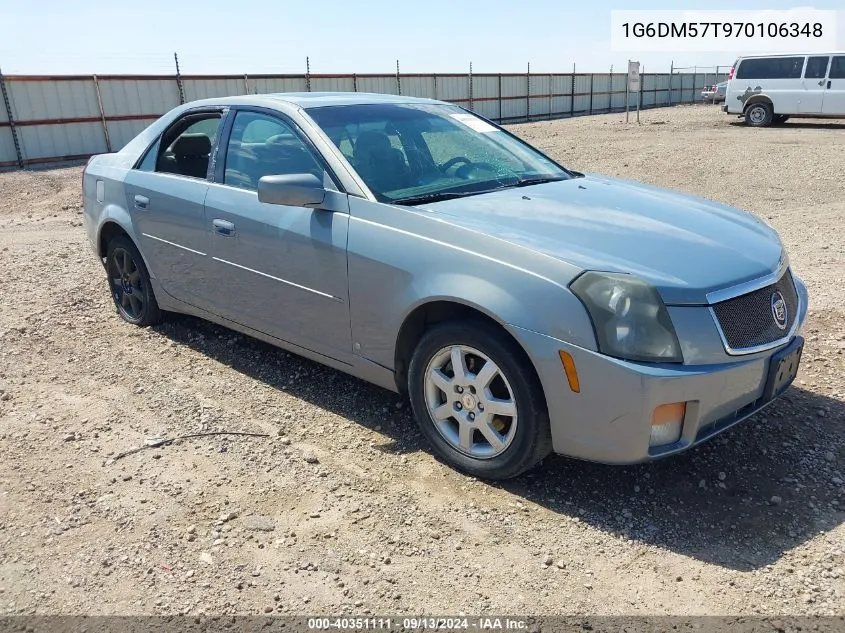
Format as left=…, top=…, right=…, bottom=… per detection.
left=185, top=92, right=445, bottom=110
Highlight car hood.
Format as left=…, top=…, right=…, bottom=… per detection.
left=413, top=174, right=783, bottom=305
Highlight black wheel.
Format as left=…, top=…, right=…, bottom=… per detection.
left=407, top=321, right=552, bottom=480
left=105, top=235, right=161, bottom=326
left=745, top=102, right=773, bottom=127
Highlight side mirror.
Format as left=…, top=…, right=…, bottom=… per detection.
left=257, top=174, right=326, bottom=207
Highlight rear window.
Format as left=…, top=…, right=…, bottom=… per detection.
left=735, top=57, right=804, bottom=80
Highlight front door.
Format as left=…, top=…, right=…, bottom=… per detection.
left=822, top=56, right=845, bottom=115
left=203, top=109, right=352, bottom=358
left=798, top=55, right=829, bottom=113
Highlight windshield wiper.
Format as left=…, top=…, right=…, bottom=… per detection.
left=393, top=190, right=497, bottom=206
left=392, top=176, right=567, bottom=205
left=512, top=175, right=567, bottom=187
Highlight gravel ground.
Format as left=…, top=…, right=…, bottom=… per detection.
left=0, top=104, right=843, bottom=617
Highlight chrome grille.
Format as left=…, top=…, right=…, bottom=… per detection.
left=711, top=269, right=798, bottom=351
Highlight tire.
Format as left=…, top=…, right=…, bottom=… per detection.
left=745, top=102, right=773, bottom=127
left=407, top=320, right=552, bottom=480
left=105, top=234, right=161, bottom=326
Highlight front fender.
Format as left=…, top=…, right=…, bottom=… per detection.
left=347, top=197, right=597, bottom=370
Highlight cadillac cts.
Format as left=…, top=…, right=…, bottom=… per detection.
left=83, top=93, right=807, bottom=480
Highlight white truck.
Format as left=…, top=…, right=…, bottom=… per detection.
left=724, top=52, right=845, bottom=126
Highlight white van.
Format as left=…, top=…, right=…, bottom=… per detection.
left=724, top=52, right=845, bottom=126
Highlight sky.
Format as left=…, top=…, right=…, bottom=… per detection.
left=0, top=0, right=843, bottom=76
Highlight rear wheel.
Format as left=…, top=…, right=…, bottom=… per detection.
left=407, top=321, right=552, bottom=480
left=105, top=235, right=161, bottom=326
left=745, top=102, right=773, bottom=127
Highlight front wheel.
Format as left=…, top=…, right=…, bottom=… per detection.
left=105, top=235, right=161, bottom=326
left=407, top=321, right=552, bottom=480
left=745, top=102, right=773, bottom=127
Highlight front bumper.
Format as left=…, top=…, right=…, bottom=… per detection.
left=506, top=277, right=809, bottom=464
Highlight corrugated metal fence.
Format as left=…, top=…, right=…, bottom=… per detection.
left=0, top=70, right=726, bottom=169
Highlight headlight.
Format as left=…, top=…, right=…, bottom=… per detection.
left=570, top=272, right=683, bottom=363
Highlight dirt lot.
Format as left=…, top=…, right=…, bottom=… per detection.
left=0, top=105, right=843, bottom=617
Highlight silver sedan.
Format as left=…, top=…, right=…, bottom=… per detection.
left=83, top=93, right=807, bottom=480
left=701, top=81, right=728, bottom=102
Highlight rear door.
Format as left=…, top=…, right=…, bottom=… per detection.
left=799, top=55, right=830, bottom=113
left=822, top=55, right=845, bottom=115
left=123, top=109, right=226, bottom=309
left=203, top=108, right=352, bottom=358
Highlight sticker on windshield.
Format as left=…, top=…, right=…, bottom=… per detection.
left=450, top=113, right=497, bottom=133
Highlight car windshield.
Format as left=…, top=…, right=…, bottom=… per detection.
left=306, top=103, right=571, bottom=204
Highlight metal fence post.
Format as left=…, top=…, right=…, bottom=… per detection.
left=498, top=73, right=502, bottom=122
left=243, top=74, right=250, bottom=94
left=173, top=53, right=185, bottom=104
left=588, top=73, right=593, bottom=114
left=396, top=59, right=401, bottom=95
left=92, top=75, right=112, bottom=152
left=353, top=73, right=358, bottom=92
left=525, top=62, right=530, bottom=122
left=668, top=61, right=673, bottom=106
left=0, top=68, right=23, bottom=168
left=469, top=62, right=473, bottom=111
left=433, top=73, right=437, bottom=100
left=570, top=63, right=575, bottom=117
left=638, top=65, right=644, bottom=114
left=306, top=57, right=311, bottom=92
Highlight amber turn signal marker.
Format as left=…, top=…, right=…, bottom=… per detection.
left=558, top=351, right=580, bottom=393
left=652, top=402, right=687, bottom=426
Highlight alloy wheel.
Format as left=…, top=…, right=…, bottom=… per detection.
left=423, top=344, right=518, bottom=459
left=109, top=247, right=145, bottom=320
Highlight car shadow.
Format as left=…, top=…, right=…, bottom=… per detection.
left=154, top=314, right=844, bottom=572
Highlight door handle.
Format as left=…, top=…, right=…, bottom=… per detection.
left=133, top=194, right=149, bottom=210
left=212, top=218, right=236, bottom=237
left=827, top=80, right=832, bottom=89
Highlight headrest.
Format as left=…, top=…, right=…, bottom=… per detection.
left=354, top=131, right=392, bottom=159
left=172, top=133, right=211, bottom=157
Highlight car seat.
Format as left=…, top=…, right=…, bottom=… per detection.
left=353, top=131, right=410, bottom=193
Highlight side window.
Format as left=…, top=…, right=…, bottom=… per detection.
left=137, top=139, right=160, bottom=172
left=137, top=114, right=222, bottom=179
left=831, top=56, right=845, bottom=79
left=223, top=111, right=324, bottom=192
left=805, top=56, right=830, bottom=79
left=736, top=57, right=804, bottom=79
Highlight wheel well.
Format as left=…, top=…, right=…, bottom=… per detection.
left=98, top=221, right=130, bottom=258
left=743, top=96, right=773, bottom=113
left=393, top=301, right=545, bottom=405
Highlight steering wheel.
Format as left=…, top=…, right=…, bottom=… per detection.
left=440, top=157, right=498, bottom=179
left=439, top=156, right=473, bottom=173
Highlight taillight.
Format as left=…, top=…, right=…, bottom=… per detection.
left=728, top=66, right=735, bottom=80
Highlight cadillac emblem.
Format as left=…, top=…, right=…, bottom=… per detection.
left=771, top=291, right=787, bottom=330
